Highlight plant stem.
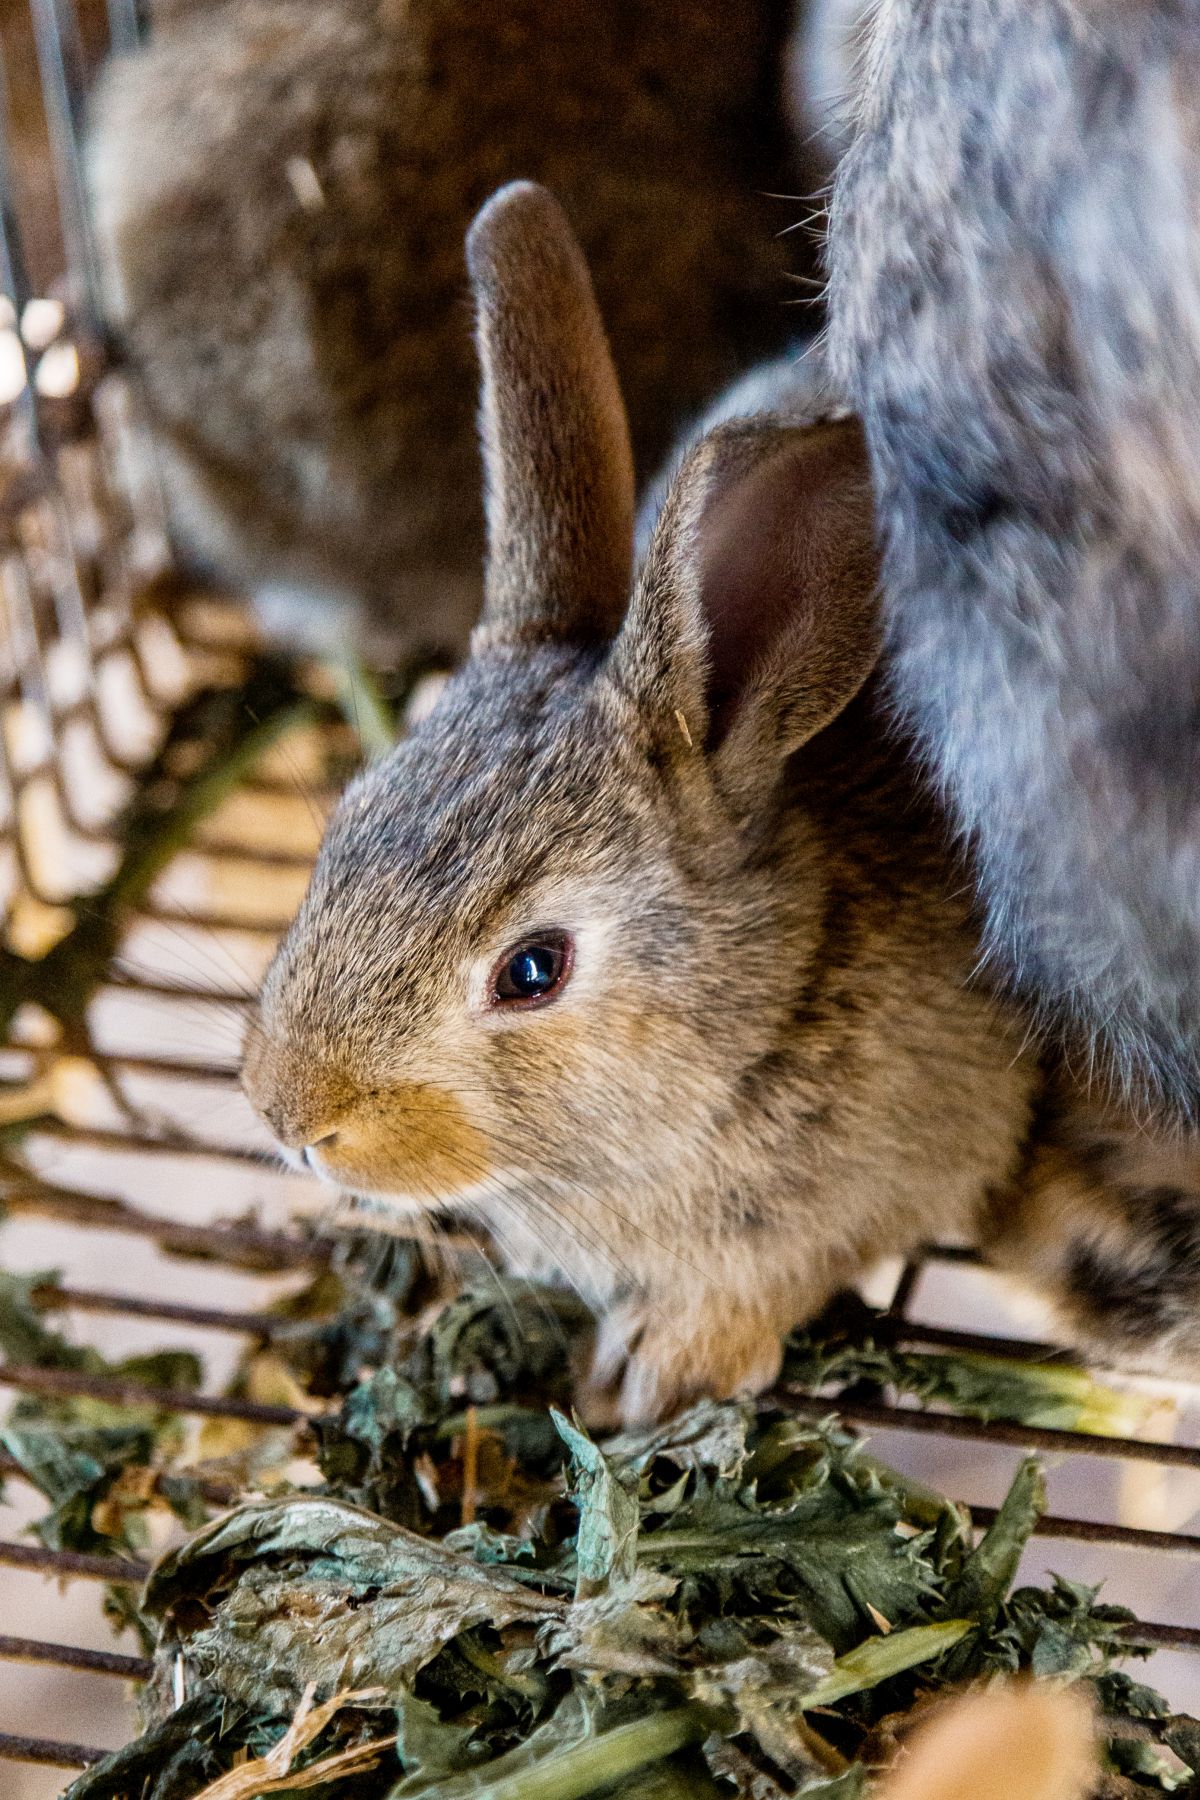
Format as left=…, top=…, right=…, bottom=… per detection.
left=105, top=699, right=319, bottom=911
left=471, top=1706, right=714, bottom=1800
left=335, top=652, right=396, bottom=760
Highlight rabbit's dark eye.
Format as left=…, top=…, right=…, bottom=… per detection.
left=492, top=931, right=573, bottom=1007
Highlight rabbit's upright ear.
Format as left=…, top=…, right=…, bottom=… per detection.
left=880, top=1684, right=1095, bottom=1800
left=466, top=181, right=635, bottom=649
left=612, top=415, right=879, bottom=804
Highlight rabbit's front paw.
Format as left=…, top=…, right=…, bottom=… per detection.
left=588, top=1294, right=786, bottom=1426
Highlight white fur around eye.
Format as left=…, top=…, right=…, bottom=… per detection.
left=469, top=911, right=616, bottom=1019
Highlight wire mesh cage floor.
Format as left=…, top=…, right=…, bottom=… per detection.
left=3, top=4, right=1200, bottom=1797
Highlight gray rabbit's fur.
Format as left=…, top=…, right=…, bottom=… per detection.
left=784, top=0, right=874, bottom=166
left=243, top=183, right=1200, bottom=1420
left=826, top=0, right=1200, bottom=1117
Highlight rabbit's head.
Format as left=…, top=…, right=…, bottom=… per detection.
left=243, top=183, right=1034, bottom=1418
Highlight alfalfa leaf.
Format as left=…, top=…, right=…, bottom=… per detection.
left=145, top=1494, right=563, bottom=1712
left=690, top=1630, right=835, bottom=1778
left=943, top=1456, right=1044, bottom=1628
left=552, top=1410, right=639, bottom=1597
left=388, top=1692, right=716, bottom=1800
left=937, top=1455, right=1045, bottom=1680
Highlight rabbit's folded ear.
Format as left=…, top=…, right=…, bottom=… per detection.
left=612, top=414, right=879, bottom=801
left=466, top=181, right=636, bottom=649
left=880, top=1684, right=1095, bottom=1800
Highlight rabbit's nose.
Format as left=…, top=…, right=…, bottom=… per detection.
left=257, top=1097, right=342, bottom=1152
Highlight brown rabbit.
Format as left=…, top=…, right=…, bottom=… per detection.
left=85, top=0, right=800, bottom=662
left=242, top=183, right=1200, bottom=1421
left=879, top=1684, right=1096, bottom=1800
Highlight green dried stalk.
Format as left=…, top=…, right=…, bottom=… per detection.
left=783, top=1295, right=1154, bottom=1437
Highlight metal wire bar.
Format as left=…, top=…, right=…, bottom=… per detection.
left=0, top=1537, right=149, bottom=1584
left=1126, top=1622, right=1200, bottom=1653
left=0, top=717, right=312, bottom=795
left=136, top=900, right=296, bottom=937
left=1, top=1178, right=330, bottom=1265
left=0, top=64, right=38, bottom=462
left=962, top=1508, right=1200, bottom=1559
left=0, top=56, right=34, bottom=410
left=0, top=1174, right=478, bottom=1264
left=148, top=835, right=318, bottom=871
left=887, top=1260, right=921, bottom=1320
left=0, top=1731, right=108, bottom=1769
left=32, top=1281, right=291, bottom=1335
left=0, top=1361, right=308, bottom=1424
left=0, top=816, right=321, bottom=874
left=102, top=969, right=257, bottom=1004
left=34, top=1049, right=242, bottom=1083
left=25, top=1125, right=267, bottom=1172
left=0, top=1633, right=151, bottom=1680
left=887, top=1320, right=1064, bottom=1362
left=778, top=1388, right=1200, bottom=1470
left=28, top=0, right=100, bottom=312
left=31, top=1286, right=1068, bottom=1363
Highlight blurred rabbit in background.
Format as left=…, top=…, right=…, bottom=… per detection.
left=86, top=0, right=808, bottom=667
left=825, top=0, right=1200, bottom=1120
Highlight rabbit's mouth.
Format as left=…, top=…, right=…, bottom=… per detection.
left=293, top=1090, right=495, bottom=1205
left=243, top=1046, right=497, bottom=1203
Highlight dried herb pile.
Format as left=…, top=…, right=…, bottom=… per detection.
left=3, top=1243, right=1197, bottom=1800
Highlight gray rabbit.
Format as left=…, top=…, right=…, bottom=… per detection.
left=86, top=0, right=801, bottom=663
left=824, top=0, right=1200, bottom=1118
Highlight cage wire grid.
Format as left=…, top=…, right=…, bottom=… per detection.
left=3, top=2, right=1200, bottom=1793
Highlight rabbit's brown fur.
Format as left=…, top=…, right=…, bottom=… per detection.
left=86, top=0, right=799, bottom=662
left=240, top=184, right=1046, bottom=1420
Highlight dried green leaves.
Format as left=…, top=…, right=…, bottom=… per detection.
left=145, top=1495, right=563, bottom=1715
left=34, top=1273, right=1195, bottom=1800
